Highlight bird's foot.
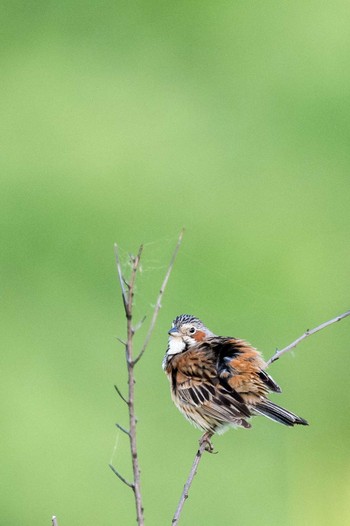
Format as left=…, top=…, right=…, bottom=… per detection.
left=199, top=432, right=217, bottom=454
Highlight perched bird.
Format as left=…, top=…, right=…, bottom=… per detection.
left=163, top=314, right=308, bottom=434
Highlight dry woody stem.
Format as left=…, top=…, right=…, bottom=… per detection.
left=171, top=432, right=214, bottom=526
left=171, top=308, right=350, bottom=525
left=110, top=230, right=184, bottom=526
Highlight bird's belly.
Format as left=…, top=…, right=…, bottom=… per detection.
left=171, top=391, right=240, bottom=434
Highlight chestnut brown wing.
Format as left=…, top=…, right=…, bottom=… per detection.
left=211, top=337, right=282, bottom=395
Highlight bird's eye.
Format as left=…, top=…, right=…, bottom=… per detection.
left=188, top=327, right=196, bottom=334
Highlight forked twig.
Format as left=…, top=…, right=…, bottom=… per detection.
left=172, top=308, right=350, bottom=525
left=111, top=231, right=184, bottom=525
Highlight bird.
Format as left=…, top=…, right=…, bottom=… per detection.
left=162, top=314, right=308, bottom=436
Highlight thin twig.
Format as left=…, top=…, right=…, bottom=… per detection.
left=116, top=423, right=131, bottom=436
left=172, top=432, right=213, bottom=525
left=132, top=315, right=147, bottom=334
left=114, top=384, right=129, bottom=405
left=266, top=309, right=350, bottom=366
left=109, top=464, right=134, bottom=488
left=134, top=228, right=184, bottom=364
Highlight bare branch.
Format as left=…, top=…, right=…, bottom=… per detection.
left=172, top=432, right=213, bottom=525
left=134, top=228, right=184, bottom=364
left=267, top=309, right=350, bottom=366
left=114, top=384, right=129, bottom=405
left=109, top=464, right=134, bottom=489
left=113, top=234, right=184, bottom=525
left=116, top=423, right=131, bottom=436
left=114, top=243, right=145, bottom=525
left=51, top=516, right=59, bottom=526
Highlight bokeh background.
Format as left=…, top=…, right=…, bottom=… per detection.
left=1, top=2, right=350, bottom=525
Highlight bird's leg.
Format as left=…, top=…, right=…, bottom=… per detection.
left=199, top=431, right=215, bottom=453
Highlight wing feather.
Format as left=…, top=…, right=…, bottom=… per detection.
left=174, top=348, right=252, bottom=424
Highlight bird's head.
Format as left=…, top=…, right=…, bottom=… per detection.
left=167, top=314, right=215, bottom=355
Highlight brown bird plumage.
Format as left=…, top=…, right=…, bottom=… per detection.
left=162, top=314, right=308, bottom=433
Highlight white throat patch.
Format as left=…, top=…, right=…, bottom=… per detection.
left=167, top=336, right=186, bottom=356
left=162, top=337, right=186, bottom=370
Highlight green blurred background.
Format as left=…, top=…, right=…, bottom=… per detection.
left=1, top=2, right=350, bottom=525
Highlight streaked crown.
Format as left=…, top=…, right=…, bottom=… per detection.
left=172, top=314, right=203, bottom=328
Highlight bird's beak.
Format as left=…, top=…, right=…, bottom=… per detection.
left=168, top=327, right=180, bottom=336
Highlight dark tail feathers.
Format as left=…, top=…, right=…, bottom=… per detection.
left=254, top=400, right=308, bottom=427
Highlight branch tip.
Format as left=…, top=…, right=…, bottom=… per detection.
left=114, top=384, right=129, bottom=405
left=109, top=464, right=134, bottom=488
left=116, top=423, right=131, bottom=436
